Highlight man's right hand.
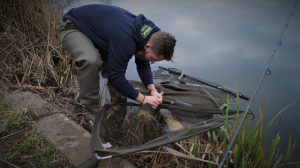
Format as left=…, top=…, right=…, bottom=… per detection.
left=143, top=95, right=161, bottom=109
left=136, top=93, right=161, bottom=109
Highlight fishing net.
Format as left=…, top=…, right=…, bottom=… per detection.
left=92, top=66, right=249, bottom=157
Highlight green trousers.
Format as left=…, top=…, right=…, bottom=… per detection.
left=58, top=19, right=125, bottom=114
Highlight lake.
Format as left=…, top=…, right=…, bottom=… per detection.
left=60, top=0, right=300, bottom=159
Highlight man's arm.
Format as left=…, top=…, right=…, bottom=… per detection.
left=135, top=58, right=162, bottom=104
left=147, top=84, right=156, bottom=93
left=107, top=35, right=161, bottom=108
left=107, top=35, right=139, bottom=100
left=135, top=58, right=153, bottom=87
left=147, top=84, right=162, bottom=104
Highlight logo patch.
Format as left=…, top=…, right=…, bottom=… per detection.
left=140, top=24, right=153, bottom=38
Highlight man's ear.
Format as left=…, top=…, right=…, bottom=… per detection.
left=144, top=43, right=152, bottom=50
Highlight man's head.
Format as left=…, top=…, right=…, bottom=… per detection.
left=144, top=31, right=176, bottom=64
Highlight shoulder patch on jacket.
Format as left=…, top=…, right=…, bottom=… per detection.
left=140, top=24, right=153, bottom=38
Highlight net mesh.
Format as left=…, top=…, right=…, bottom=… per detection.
left=92, top=67, right=248, bottom=157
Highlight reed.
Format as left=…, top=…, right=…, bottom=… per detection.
left=169, top=99, right=297, bottom=168
left=0, top=1, right=75, bottom=166
left=0, top=0, right=76, bottom=97
left=129, top=99, right=298, bottom=168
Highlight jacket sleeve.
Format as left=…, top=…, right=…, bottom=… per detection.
left=135, top=58, right=153, bottom=87
left=107, top=34, right=139, bottom=100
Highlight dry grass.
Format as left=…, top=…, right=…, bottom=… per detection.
left=0, top=0, right=77, bottom=167
left=0, top=0, right=82, bottom=119
left=123, top=109, right=161, bottom=145
left=127, top=134, right=222, bottom=168
left=128, top=146, right=179, bottom=168
left=0, top=0, right=76, bottom=99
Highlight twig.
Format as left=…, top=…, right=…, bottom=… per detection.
left=0, top=130, right=23, bottom=140
left=162, top=146, right=218, bottom=165
left=9, top=84, right=51, bottom=96
left=14, top=75, right=21, bottom=86
left=175, top=142, right=195, bottom=157
left=137, top=150, right=176, bottom=155
left=202, top=144, right=210, bottom=160
left=277, top=161, right=300, bottom=167
left=136, top=149, right=222, bottom=158
left=0, top=158, right=22, bottom=168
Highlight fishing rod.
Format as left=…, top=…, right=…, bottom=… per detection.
left=159, top=66, right=250, bottom=100
left=218, top=0, right=299, bottom=167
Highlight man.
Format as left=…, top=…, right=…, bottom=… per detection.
left=58, top=4, right=176, bottom=120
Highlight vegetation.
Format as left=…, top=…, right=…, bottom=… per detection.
left=0, top=0, right=298, bottom=167
left=0, top=93, right=72, bottom=167
left=128, top=98, right=299, bottom=168
left=0, top=0, right=74, bottom=167
left=123, top=109, right=161, bottom=146
left=0, top=0, right=76, bottom=99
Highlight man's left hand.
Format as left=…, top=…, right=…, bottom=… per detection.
left=150, top=90, right=163, bottom=104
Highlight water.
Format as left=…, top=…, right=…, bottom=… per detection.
left=62, top=0, right=300, bottom=158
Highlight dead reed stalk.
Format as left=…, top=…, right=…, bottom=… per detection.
left=0, top=0, right=75, bottom=97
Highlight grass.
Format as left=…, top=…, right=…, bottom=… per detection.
left=127, top=96, right=299, bottom=168
left=0, top=93, right=72, bottom=168
left=179, top=101, right=298, bottom=168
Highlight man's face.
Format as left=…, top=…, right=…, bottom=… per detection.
left=144, top=43, right=165, bottom=64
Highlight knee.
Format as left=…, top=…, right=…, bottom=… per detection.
left=74, top=52, right=102, bottom=71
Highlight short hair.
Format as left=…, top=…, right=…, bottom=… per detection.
left=149, top=31, right=176, bottom=61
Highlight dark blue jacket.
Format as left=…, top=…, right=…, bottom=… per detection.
left=63, top=4, right=160, bottom=100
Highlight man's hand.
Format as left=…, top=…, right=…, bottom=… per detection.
left=150, top=90, right=163, bottom=104
left=136, top=93, right=161, bottom=109
left=144, top=95, right=161, bottom=109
